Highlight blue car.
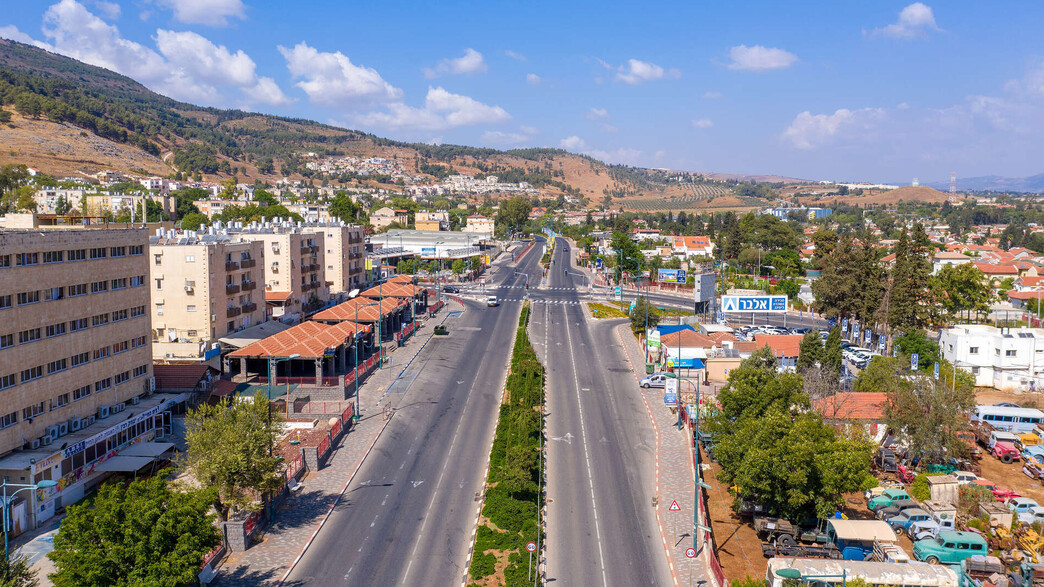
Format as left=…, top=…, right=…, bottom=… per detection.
left=887, top=508, right=932, bottom=537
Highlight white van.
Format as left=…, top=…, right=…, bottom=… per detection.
left=487, top=296, right=498, bottom=307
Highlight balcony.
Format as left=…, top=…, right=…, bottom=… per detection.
left=225, top=283, right=241, bottom=295
left=240, top=258, right=256, bottom=269
left=241, top=302, right=258, bottom=313
left=240, top=281, right=257, bottom=291
left=300, top=245, right=311, bottom=254
left=226, top=306, right=242, bottom=318
left=225, top=261, right=240, bottom=272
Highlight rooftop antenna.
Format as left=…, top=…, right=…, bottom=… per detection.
left=949, top=172, right=957, bottom=204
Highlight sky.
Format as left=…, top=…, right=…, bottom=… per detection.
left=2, top=0, right=1044, bottom=184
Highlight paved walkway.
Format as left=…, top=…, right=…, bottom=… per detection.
left=214, top=302, right=463, bottom=586
left=614, top=320, right=709, bottom=587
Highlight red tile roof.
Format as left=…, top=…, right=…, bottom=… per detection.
left=1008, top=290, right=1042, bottom=301
left=660, top=330, right=716, bottom=348
left=229, top=320, right=368, bottom=359
left=153, top=364, right=214, bottom=392
left=814, top=392, right=887, bottom=420
left=973, top=262, right=1018, bottom=275
left=753, top=334, right=804, bottom=358
left=313, top=297, right=404, bottom=322
left=360, top=283, right=425, bottom=299
left=265, top=291, right=292, bottom=302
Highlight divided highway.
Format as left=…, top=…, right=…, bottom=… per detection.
left=285, top=243, right=544, bottom=586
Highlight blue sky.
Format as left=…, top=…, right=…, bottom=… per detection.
left=3, top=0, right=1044, bottom=184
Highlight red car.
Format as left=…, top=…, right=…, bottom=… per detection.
left=993, top=441, right=1021, bottom=464
left=972, top=479, right=1021, bottom=501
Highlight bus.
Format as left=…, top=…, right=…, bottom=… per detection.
left=766, top=558, right=959, bottom=587
left=971, top=405, right=1044, bottom=433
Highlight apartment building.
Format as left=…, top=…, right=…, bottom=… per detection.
left=370, top=207, right=409, bottom=230
left=941, top=324, right=1044, bottom=390
left=149, top=231, right=265, bottom=365
left=228, top=224, right=329, bottom=320
left=463, top=214, right=495, bottom=233
left=302, top=222, right=365, bottom=298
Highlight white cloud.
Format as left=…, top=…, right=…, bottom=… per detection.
left=519, top=125, right=539, bottom=135
left=482, top=129, right=533, bottom=145
left=870, top=3, right=940, bottom=39
left=504, top=50, right=526, bottom=61
left=0, top=25, right=50, bottom=48
left=356, top=86, right=510, bottom=131
left=559, top=136, right=587, bottom=150
left=27, top=0, right=290, bottom=107
left=702, top=91, right=723, bottom=99
left=615, top=59, right=680, bottom=84
left=92, top=0, right=121, bottom=19
left=156, top=0, right=245, bottom=26
left=782, top=108, right=886, bottom=149
left=525, top=73, right=542, bottom=85
left=726, top=45, right=798, bottom=71
left=585, top=108, right=609, bottom=120
left=691, top=118, right=714, bottom=129
left=279, top=42, right=402, bottom=109
left=423, top=48, right=487, bottom=78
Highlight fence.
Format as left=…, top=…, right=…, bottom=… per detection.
left=242, top=509, right=262, bottom=539
left=330, top=418, right=342, bottom=439
left=316, top=435, right=331, bottom=461
left=296, top=400, right=355, bottom=415
left=259, top=376, right=340, bottom=387
left=682, top=405, right=728, bottom=587
left=341, top=403, right=354, bottom=423
left=284, top=454, right=304, bottom=482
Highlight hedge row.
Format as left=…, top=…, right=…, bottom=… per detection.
left=468, top=304, right=544, bottom=585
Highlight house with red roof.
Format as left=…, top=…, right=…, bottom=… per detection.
left=752, top=334, right=803, bottom=370
left=973, top=261, right=1019, bottom=285
left=813, top=392, right=888, bottom=442
left=670, top=235, right=715, bottom=258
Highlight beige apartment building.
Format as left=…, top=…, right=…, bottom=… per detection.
left=229, top=225, right=329, bottom=320
left=302, top=222, right=365, bottom=298
left=149, top=232, right=265, bottom=365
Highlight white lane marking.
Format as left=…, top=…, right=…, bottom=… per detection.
left=370, top=515, right=378, bottom=528
left=562, top=304, right=609, bottom=587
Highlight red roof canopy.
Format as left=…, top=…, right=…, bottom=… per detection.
left=228, top=320, right=369, bottom=359
left=313, top=297, right=405, bottom=322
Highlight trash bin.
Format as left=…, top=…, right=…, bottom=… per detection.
left=646, top=363, right=655, bottom=374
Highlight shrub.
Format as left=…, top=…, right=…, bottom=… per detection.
left=910, top=473, right=931, bottom=501
left=468, top=552, right=496, bottom=580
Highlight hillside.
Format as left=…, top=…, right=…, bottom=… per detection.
left=799, top=185, right=956, bottom=207
left=924, top=174, right=1044, bottom=194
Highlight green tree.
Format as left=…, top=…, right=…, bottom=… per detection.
left=887, top=224, right=933, bottom=331
left=0, top=109, right=11, bottom=124
left=182, top=393, right=285, bottom=520
left=884, top=362, right=976, bottom=462
left=328, top=192, right=359, bottom=223
left=0, top=553, right=36, bottom=587
left=452, top=258, right=466, bottom=275
left=894, top=331, right=939, bottom=371
left=932, top=264, right=994, bottom=323
left=54, top=194, right=72, bottom=215
left=776, top=278, right=800, bottom=300
left=822, top=326, right=843, bottom=374
left=253, top=189, right=278, bottom=206
left=713, top=346, right=808, bottom=421
left=14, top=186, right=37, bottom=212
left=609, top=231, right=642, bottom=284
left=498, top=197, right=533, bottom=234
left=796, top=331, right=823, bottom=372
left=629, top=297, right=661, bottom=334
left=49, top=472, right=220, bottom=587
left=180, top=212, right=209, bottom=231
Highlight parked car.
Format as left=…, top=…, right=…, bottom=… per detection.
left=1005, top=497, right=1044, bottom=524
left=887, top=508, right=934, bottom=536
left=952, top=470, right=978, bottom=485
left=993, top=441, right=1021, bottom=464
left=913, top=531, right=989, bottom=565
left=442, top=285, right=460, bottom=293
left=869, top=488, right=913, bottom=512
left=640, top=373, right=668, bottom=388
left=908, top=519, right=947, bottom=540
left=972, top=479, right=1020, bottom=501
left=876, top=499, right=922, bottom=521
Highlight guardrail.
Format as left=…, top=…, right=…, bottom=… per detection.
left=259, top=376, right=341, bottom=387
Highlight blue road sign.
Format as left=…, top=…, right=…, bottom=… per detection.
left=842, top=318, right=849, bottom=331
left=865, top=328, right=872, bottom=343
left=934, top=362, right=940, bottom=380
left=911, top=353, right=919, bottom=371
left=720, top=295, right=788, bottom=313
left=664, top=392, right=678, bottom=404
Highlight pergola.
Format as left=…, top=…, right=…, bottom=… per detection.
left=227, top=320, right=369, bottom=386
left=360, top=283, right=429, bottom=312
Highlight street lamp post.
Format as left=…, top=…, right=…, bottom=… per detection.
left=3, top=480, right=57, bottom=558
left=354, top=301, right=380, bottom=421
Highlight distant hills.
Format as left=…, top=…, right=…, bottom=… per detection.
left=924, top=174, right=1044, bottom=194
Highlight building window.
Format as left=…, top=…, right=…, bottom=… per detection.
left=72, top=385, right=91, bottom=401
left=22, top=403, right=44, bottom=420
left=0, top=295, right=10, bottom=309
left=53, top=393, right=70, bottom=410
left=94, top=378, right=112, bottom=392
left=46, top=323, right=67, bottom=338
left=45, top=287, right=66, bottom=301
left=185, top=255, right=195, bottom=262
left=93, top=346, right=110, bottom=360
left=112, top=309, right=129, bottom=322
left=69, top=283, right=87, bottom=297
left=114, top=371, right=130, bottom=385
left=47, top=358, right=68, bottom=374
left=187, top=305, right=197, bottom=312
left=71, top=352, right=89, bottom=367
left=92, top=313, right=110, bottom=327
left=155, top=278, right=163, bottom=290
left=131, top=336, right=146, bottom=348
left=130, top=275, right=145, bottom=287
left=18, top=328, right=41, bottom=344
left=154, top=254, right=162, bottom=265
left=227, top=321, right=234, bottom=332
left=70, top=318, right=88, bottom=332
left=1006, top=349, right=1017, bottom=357
left=43, top=251, right=63, bottom=264
left=129, top=245, right=144, bottom=256
left=110, top=246, right=126, bottom=257
left=16, top=252, right=39, bottom=266
left=17, top=291, right=40, bottom=305
left=111, top=278, right=128, bottom=290
left=0, top=255, right=9, bottom=268
left=969, top=347, right=979, bottom=354
left=21, top=365, right=42, bottom=382
left=112, top=341, right=128, bottom=354
left=133, top=364, right=148, bottom=378
left=91, top=281, right=108, bottom=294
left=0, top=412, right=16, bottom=429
left=0, top=374, right=14, bottom=390
left=156, top=304, right=164, bottom=316
left=67, top=249, right=86, bottom=262
left=130, top=305, right=146, bottom=318
left=0, top=334, right=11, bottom=349
left=89, top=248, right=107, bottom=259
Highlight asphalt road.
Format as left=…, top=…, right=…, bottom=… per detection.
left=284, top=242, right=544, bottom=586
left=537, top=238, right=671, bottom=586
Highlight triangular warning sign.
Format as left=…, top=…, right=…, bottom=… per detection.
left=668, top=500, right=681, bottom=511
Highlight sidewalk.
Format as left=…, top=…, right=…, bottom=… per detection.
left=214, top=303, right=463, bottom=586
left=614, top=322, right=709, bottom=587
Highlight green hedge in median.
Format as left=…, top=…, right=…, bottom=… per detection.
left=468, top=304, right=544, bottom=585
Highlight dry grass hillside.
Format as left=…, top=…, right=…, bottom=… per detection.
left=802, top=185, right=959, bottom=206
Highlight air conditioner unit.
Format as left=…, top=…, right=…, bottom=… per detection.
left=148, top=376, right=156, bottom=393
left=30, top=438, right=41, bottom=450
left=129, top=396, right=140, bottom=406
left=40, top=435, right=53, bottom=447
left=69, top=418, right=82, bottom=432
left=184, top=284, right=194, bottom=292
left=80, top=418, right=92, bottom=430
left=57, top=422, right=68, bottom=437
left=117, top=402, right=127, bottom=412
left=46, top=425, right=59, bottom=440
left=97, top=405, right=110, bottom=419
left=86, top=415, right=96, bottom=426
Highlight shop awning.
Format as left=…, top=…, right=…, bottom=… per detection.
left=92, top=456, right=155, bottom=472
left=118, top=442, right=176, bottom=458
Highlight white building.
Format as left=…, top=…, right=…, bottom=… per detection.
left=940, top=324, right=1044, bottom=391
left=932, top=251, right=972, bottom=275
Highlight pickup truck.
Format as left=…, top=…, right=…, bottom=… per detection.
left=994, top=441, right=1021, bottom=464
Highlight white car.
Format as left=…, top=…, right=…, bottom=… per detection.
left=487, top=296, right=499, bottom=307
left=952, top=471, right=978, bottom=485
